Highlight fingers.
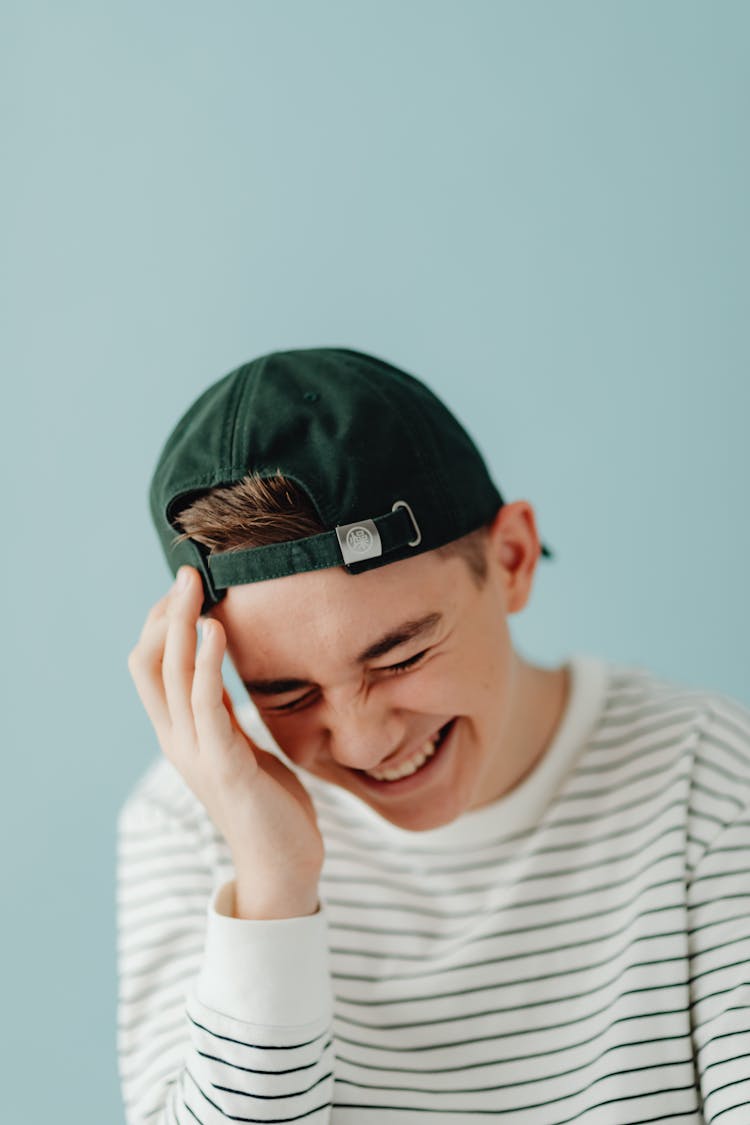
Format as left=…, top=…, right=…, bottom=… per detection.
left=128, top=568, right=203, bottom=745
left=192, top=617, right=238, bottom=750
left=127, top=592, right=174, bottom=738
left=129, top=567, right=246, bottom=775
left=162, top=567, right=204, bottom=752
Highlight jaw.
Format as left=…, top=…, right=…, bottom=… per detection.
left=341, top=717, right=466, bottom=823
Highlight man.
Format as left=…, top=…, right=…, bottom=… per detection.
left=119, top=347, right=750, bottom=1124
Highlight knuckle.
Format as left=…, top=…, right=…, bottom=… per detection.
left=127, top=646, right=148, bottom=672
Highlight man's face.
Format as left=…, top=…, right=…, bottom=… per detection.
left=210, top=516, right=531, bottom=831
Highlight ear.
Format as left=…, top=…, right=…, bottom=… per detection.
left=485, top=501, right=543, bottom=614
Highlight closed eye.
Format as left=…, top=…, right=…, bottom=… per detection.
left=261, top=649, right=431, bottom=714
left=380, top=648, right=429, bottom=675
left=264, top=692, right=318, bottom=714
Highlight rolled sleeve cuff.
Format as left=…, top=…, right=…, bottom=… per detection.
left=195, top=879, right=333, bottom=1027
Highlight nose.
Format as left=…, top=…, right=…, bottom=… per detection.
left=322, top=692, right=406, bottom=771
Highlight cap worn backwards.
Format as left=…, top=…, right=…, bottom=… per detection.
left=148, top=347, right=553, bottom=614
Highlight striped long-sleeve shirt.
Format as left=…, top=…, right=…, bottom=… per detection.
left=116, top=653, right=750, bottom=1123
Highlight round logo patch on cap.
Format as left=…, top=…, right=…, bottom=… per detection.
left=346, top=526, right=374, bottom=554
left=336, top=518, right=383, bottom=565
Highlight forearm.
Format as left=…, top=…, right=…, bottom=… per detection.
left=118, top=797, right=334, bottom=1124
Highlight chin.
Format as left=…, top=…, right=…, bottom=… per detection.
left=347, top=717, right=475, bottom=830
left=367, top=791, right=467, bottom=832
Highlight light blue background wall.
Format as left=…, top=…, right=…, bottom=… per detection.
left=3, top=1, right=748, bottom=1119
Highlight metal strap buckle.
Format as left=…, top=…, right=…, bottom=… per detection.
left=392, top=499, right=422, bottom=547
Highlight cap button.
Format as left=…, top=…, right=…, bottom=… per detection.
left=303, top=391, right=320, bottom=403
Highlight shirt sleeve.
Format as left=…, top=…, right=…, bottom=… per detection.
left=116, top=786, right=334, bottom=1124
left=687, top=699, right=750, bottom=1124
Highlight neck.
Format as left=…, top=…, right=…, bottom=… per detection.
left=514, top=656, right=571, bottom=787
left=473, top=652, right=571, bottom=809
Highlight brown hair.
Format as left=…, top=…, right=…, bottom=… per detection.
left=171, top=472, right=491, bottom=587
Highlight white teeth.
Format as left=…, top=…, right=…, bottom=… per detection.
left=365, top=733, right=441, bottom=782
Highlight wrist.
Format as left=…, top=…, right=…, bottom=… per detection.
left=231, top=878, right=320, bottom=921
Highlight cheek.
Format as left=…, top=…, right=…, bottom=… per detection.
left=262, top=714, right=312, bottom=757
left=386, top=659, right=475, bottom=713
left=424, top=638, right=510, bottom=724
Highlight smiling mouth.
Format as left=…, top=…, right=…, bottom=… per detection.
left=355, top=718, right=456, bottom=784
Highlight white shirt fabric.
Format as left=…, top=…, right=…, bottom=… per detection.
left=116, top=653, right=750, bottom=1123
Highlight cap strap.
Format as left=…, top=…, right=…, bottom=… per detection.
left=207, top=503, right=417, bottom=589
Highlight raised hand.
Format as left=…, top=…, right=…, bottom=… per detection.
left=127, top=566, right=324, bottom=919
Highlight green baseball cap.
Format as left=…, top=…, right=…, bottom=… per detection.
left=149, top=347, right=554, bottom=614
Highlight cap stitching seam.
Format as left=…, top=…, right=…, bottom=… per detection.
left=229, top=357, right=265, bottom=468
left=335, top=353, right=447, bottom=532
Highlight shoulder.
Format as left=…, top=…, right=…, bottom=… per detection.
left=117, top=753, right=213, bottom=839
left=601, top=659, right=750, bottom=758
left=691, top=686, right=750, bottom=811
left=600, top=659, right=750, bottom=848
left=603, top=658, right=730, bottom=710
left=592, top=657, right=750, bottom=797
left=699, top=687, right=750, bottom=758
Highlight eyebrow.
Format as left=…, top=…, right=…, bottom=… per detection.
left=242, top=611, right=443, bottom=696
